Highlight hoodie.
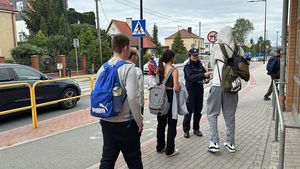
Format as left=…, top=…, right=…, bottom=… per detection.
left=211, top=26, right=245, bottom=86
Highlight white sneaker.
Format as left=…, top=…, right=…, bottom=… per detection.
left=224, top=142, right=236, bottom=153
left=166, top=149, right=179, bottom=157
left=208, top=141, right=220, bottom=153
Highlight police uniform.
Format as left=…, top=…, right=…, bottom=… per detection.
left=183, top=48, right=207, bottom=138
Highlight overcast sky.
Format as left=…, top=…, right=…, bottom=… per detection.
left=68, top=0, right=283, bottom=46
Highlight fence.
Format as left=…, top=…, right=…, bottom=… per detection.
left=0, top=75, right=95, bottom=128
left=272, top=80, right=300, bottom=169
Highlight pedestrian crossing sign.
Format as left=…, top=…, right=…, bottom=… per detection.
left=132, top=19, right=146, bottom=37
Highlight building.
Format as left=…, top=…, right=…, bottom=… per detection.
left=286, top=0, right=300, bottom=122
left=165, top=27, right=205, bottom=53
left=10, top=0, right=28, bottom=42
left=107, top=18, right=156, bottom=51
left=0, top=0, right=17, bottom=59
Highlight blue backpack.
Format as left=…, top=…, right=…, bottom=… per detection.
left=266, top=56, right=277, bottom=75
left=90, top=60, right=128, bottom=118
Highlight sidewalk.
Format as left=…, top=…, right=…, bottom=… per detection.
left=113, top=63, right=299, bottom=169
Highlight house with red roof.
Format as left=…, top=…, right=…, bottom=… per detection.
left=165, top=27, right=204, bottom=53
left=0, top=0, right=17, bottom=60
left=107, top=18, right=156, bottom=50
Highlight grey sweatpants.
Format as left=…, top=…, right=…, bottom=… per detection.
left=207, top=86, right=238, bottom=144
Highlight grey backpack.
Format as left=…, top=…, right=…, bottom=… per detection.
left=149, top=67, right=175, bottom=116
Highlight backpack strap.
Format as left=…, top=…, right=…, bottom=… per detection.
left=219, top=43, right=229, bottom=60
left=162, top=67, right=175, bottom=85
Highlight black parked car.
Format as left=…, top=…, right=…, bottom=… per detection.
left=0, top=64, right=81, bottom=113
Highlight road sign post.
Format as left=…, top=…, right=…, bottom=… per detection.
left=207, top=31, right=218, bottom=43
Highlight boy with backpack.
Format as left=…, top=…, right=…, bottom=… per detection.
left=92, top=34, right=143, bottom=169
left=264, top=49, right=281, bottom=100
left=207, top=26, right=249, bottom=153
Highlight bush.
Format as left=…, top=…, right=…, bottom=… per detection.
left=11, top=44, right=47, bottom=65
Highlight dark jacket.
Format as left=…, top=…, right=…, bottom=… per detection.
left=184, top=60, right=207, bottom=92
left=271, top=55, right=280, bottom=79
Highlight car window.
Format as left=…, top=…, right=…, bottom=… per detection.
left=14, top=67, right=42, bottom=81
left=0, top=68, right=14, bottom=82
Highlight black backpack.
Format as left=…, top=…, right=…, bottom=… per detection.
left=266, top=56, right=277, bottom=75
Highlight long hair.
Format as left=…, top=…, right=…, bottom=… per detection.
left=158, top=49, right=176, bottom=83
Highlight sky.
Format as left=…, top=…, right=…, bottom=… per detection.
left=68, top=0, right=283, bottom=46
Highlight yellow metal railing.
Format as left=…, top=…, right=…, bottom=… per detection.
left=0, top=75, right=95, bottom=128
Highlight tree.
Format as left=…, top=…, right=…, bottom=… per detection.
left=58, top=15, right=66, bottom=35
left=39, top=16, right=47, bottom=36
left=152, top=24, right=162, bottom=55
left=233, top=18, right=254, bottom=45
left=171, top=33, right=187, bottom=54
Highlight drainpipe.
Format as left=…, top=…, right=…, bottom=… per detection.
left=279, top=0, right=289, bottom=111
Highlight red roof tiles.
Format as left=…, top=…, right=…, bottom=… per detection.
left=109, top=19, right=156, bottom=49
left=0, top=0, right=17, bottom=12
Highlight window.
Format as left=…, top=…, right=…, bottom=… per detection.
left=16, top=1, right=23, bottom=11
left=0, top=68, right=13, bottom=82
left=14, top=67, right=41, bottom=81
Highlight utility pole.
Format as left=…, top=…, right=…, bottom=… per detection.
left=64, top=1, right=71, bottom=77
left=276, top=30, right=279, bottom=50
left=95, top=0, right=103, bottom=68
left=199, top=21, right=201, bottom=53
left=263, top=0, right=267, bottom=64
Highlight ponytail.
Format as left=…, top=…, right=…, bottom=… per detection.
left=158, top=57, right=164, bottom=83
left=158, top=49, right=176, bottom=83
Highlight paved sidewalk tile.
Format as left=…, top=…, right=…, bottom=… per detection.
left=0, top=108, right=98, bottom=149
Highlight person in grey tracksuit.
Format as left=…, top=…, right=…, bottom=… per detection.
left=207, top=26, right=245, bottom=153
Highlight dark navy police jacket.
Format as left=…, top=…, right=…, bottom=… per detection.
left=184, top=60, right=207, bottom=92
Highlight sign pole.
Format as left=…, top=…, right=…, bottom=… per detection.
left=140, top=0, right=144, bottom=115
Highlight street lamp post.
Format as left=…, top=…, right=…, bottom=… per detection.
left=248, top=0, right=267, bottom=64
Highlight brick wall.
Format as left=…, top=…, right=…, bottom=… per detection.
left=286, top=0, right=298, bottom=112
left=31, top=55, right=40, bottom=70
left=0, top=56, right=4, bottom=63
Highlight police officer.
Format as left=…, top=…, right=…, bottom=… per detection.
left=183, top=48, right=211, bottom=138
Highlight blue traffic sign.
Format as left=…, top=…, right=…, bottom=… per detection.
left=132, top=20, right=146, bottom=37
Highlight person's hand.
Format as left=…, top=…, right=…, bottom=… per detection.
left=173, top=82, right=181, bottom=92
left=204, top=72, right=212, bottom=78
left=138, top=122, right=144, bottom=133
left=204, top=79, right=210, bottom=84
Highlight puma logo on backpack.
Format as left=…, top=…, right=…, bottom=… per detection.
left=90, top=60, right=129, bottom=118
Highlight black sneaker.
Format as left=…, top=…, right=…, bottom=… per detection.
left=184, top=132, right=190, bottom=138
left=264, top=97, right=271, bottom=101
left=193, top=131, right=203, bottom=137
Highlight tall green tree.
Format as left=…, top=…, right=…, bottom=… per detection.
left=39, top=16, right=47, bottom=36
left=152, top=24, right=162, bottom=55
left=171, top=33, right=187, bottom=54
left=58, top=15, right=66, bottom=35
left=233, top=18, right=254, bottom=45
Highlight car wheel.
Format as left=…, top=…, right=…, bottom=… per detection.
left=59, top=88, right=78, bottom=109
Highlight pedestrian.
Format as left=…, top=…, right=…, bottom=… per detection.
left=127, top=47, right=144, bottom=113
left=207, top=26, right=245, bottom=153
left=147, top=55, right=158, bottom=88
left=264, top=48, right=281, bottom=100
left=156, top=49, right=180, bottom=157
left=96, top=34, right=143, bottom=169
left=183, top=48, right=211, bottom=138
